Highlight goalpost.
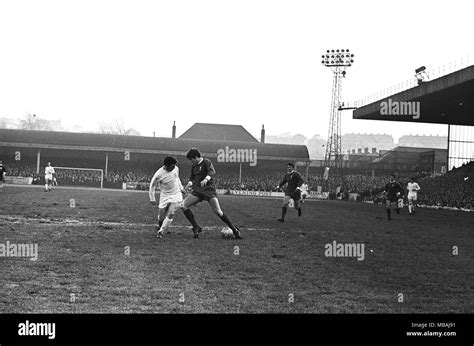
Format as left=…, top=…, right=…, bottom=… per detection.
left=54, top=167, right=104, bottom=189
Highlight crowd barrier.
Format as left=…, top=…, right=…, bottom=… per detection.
left=4, top=176, right=33, bottom=185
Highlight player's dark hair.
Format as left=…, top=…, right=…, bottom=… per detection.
left=287, top=162, right=295, bottom=168
left=163, top=156, right=177, bottom=166
left=186, top=148, right=201, bottom=160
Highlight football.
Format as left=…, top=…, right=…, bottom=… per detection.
left=221, top=227, right=234, bottom=239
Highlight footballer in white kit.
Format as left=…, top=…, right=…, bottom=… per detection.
left=149, top=156, right=186, bottom=237
left=300, top=183, right=309, bottom=203
left=406, top=178, right=421, bottom=215
left=44, top=162, right=55, bottom=192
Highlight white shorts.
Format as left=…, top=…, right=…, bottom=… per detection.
left=408, top=193, right=417, bottom=201
left=159, top=193, right=183, bottom=209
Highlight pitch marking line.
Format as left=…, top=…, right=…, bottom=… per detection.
left=0, top=215, right=270, bottom=231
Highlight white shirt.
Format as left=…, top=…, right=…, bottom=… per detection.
left=45, top=166, right=55, bottom=180
left=407, top=182, right=420, bottom=197
left=149, top=166, right=183, bottom=202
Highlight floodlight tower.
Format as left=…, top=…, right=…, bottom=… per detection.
left=321, top=49, right=354, bottom=185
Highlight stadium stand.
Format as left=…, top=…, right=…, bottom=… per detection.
left=1, top=126, right=471, bottom=209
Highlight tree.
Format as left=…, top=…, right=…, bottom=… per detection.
left=20, top=113, right=53, bottom=131
left=98, top=118, right=127, bottom=135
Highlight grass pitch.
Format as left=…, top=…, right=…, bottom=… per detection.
left=0, top=185, right=472, bottom=313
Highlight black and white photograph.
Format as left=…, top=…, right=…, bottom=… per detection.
left=0, top=0, right=473, bottom=345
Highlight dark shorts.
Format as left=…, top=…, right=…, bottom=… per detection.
left=191, top=186, right=218, bottom=201
left=286, top=190, right=301, bottom=201
left=386, top=195, right=398, bottom=203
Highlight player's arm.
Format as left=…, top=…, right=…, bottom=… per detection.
left=148, top=171, right=161, bottom=204
left=175, top=167, right=186, bottom=193
left=277, top=175, right=287, bottom=189
left=296, top=172, right=304, bottom=189
left=200, top=159, right=216, bottom=187
left=397, top=183, right=403, bottom=197
left=187, top=166, right=196, bottom=190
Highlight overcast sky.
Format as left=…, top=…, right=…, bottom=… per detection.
left=0, top=0, right=472, bottom=141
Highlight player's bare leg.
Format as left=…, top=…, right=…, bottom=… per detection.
left=396, top=195, right=403, bottom=214
left=385, top=199, right=392, bottom=220
left=181, top=194, right=203, bottom=238
left=159, top=202, right=179, bottom=236
left=156, top=204, right=170, bottom=237
left=409, top=198, right=417, bottom=214
left=294, top=198, right=302, bottom=217
left=278, top=196, right=291, bottom=222
left=208, top=197, right=242, bottom=239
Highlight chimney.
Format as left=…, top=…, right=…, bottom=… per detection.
left=358, top=148, right=362, bottom=154
left=364, top=147, right=369, bottom=154
left=172, top=121, right=176, bottom=138
left=260, top=124, right=265, bottom=143
left=372, top=147, right=377, bottom=154
left=352, top=149, right=356, bottom=154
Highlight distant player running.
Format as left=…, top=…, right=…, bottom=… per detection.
left=0, top=160, right=6, bottom=190
left=383, top=174, right=403, bottom=220
left=44, top=162, right=55, bottom=192
left=277, top=163, right=304, bottom=222
left=181, top=148, right=242, bottom=239
left=406, top=177, right=421, bottom=215
left=300, top=182, right=309, bottom=204
left=149, top=156, right=186, bottom=237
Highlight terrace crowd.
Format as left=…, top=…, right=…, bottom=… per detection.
left=2, top=160, right=472, bottom=209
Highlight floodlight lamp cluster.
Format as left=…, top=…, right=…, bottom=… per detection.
left=415, top=66, right=429, bottom=85
left=321, top=49, right=354, bottom=67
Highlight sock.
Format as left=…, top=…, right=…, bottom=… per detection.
left=281, top=207, right=288, bottom=220
left=386, top=209, right=391, bottom=219
left=160, top=217, right=173, bottom=232
left=219, top=213, right=235, bottom=230
left=408, top=204, right=412, bottom=213
left=183, top=209, right=199, bottom=229
left=44, top=184, right=48, bottom=190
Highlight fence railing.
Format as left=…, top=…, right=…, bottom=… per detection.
left=343, top=55, right=472, bottom=109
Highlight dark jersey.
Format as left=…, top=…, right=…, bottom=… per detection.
left=385, top=181, right=403, bottom=199
left=189, top=158, right=216, bottom=191
left=279, top=171, right=304, bottom=196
